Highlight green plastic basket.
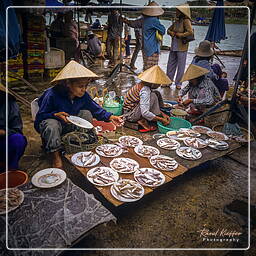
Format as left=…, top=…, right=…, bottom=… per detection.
left=157, top=117, right=192, bottom=134
left=103, top=96, right=124, bottom=116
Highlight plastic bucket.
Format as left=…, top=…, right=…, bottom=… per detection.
left=0, top=170, right=28, bottom=190
left=157, top=117, right=192, bottom=134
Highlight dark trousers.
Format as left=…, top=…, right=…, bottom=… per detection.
left=125, top=35, right=131, bottom=57
left=0, top=133, right=27, bottom=172
left=106, top=36, right=119, bottom=63
left=130, top=37, right=142, bottom=67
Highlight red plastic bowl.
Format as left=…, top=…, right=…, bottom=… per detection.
left=0, top=170, right=28, bottom=190
left=92, top=120, right=116, bottom=134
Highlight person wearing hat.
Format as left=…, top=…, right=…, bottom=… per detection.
left=122, top=1, right=165, bottom=71
left=91, top=19, right=101, bottom=29
left=34, top=61, right=123, bottom=168
left=166, top=4, right=193, bottom=89
left=191, top=40, right=217, bottom=80
left=178, top=64, right=221, bottom=112
left=123, top=65, right=172, bottom=132
left=87, top=31, right=103, bottom=57
left=0, top=84, right=27, bottom=172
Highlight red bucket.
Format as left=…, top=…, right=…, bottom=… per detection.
left=0, top=170, right=28, bottom=190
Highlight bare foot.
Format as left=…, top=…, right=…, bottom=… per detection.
left=51, top=151, right=63, bottom=169
left=138, top=119, right=150, bottom=130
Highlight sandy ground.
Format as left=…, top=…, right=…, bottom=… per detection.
left=8, top=52, right=256, bottom=255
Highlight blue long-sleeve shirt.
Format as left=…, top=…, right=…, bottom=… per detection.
left=34, top=87, right=112, bottom=132
left=127, top=16, right=165, bottom=57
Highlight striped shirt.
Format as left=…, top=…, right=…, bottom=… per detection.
left=179, top=77, right=221, bottom=106
left=124, top=83, right=144, bottom=110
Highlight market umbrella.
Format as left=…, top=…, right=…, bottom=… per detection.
left=205, top=0, right=226, bottom=43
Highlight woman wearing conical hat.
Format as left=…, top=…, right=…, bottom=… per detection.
left=0, top=84, right=27, bottom=172
left=178, top=64, right=221, bottom=112
left=165, top=4, right=193, bottom=89
left=123, top=65, right=172, bottom=132
left=34, top=61, right=123, bottom=168
left=122, top=1, right=165, bottom=71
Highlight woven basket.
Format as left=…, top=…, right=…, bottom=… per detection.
left=204, top=105, right=230, bottom=128
left=62, top=132, right=104, bottom=154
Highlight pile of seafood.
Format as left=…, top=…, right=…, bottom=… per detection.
left=192, top=126, right=212, bottom=134
left=0, top=188, right=24, bottom=214
left=176, top=147, right=202, bottom=160
left=110, top=158, right=139, bottom=173
left=207, top=131, right=228, bottom=141
left=87, top=167, right=119, bottom=186
left=134, top=145, right=160, bottom=158
left=206, top=138, right=229, bottom=150
left=119, top=136, right=143, bottom=147
left=134, top=168, right=165, bottom=187
left=150, top=155, right=178, bottom=171
left=111, top=179, right=144, bottom=202
left=96, top=144, right=122, bottom=157
left=183, top=138, right=208, bottom=149
left=167, top=128, right=200, bottom=140
left=157, top=138, right=180, bottom=150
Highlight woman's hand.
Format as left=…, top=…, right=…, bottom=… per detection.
left=177, top=96, right=183, bottom=103
left=109, top=115, right=124, bottom=127
left=54, top=112, right=70, bottom=123
left=0, top=129, right=6, bottom=136
left=182, top=99, right=193, bottom=106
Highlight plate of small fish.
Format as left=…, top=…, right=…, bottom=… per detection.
left=183, top=138, right=208, bottom=149
left=96, top=144, right=123, bottom=158
left=87, top=167, right=119, bottom=186
left=166, top=128, right=201, bottom=141
left=71, top=151, right=100, bottom=167
left=134, top=168, right=165, bottom=187
left=110, top=158, right=139, bottom=174
left=206, top=138, right=229, bottom=150
left=150, top=155, right=178, bottom=171
left=0, top=188, right=24, bottom=215
left=31, top=168, right=67, bottom=188
left=206, top=131, right=229, bottom=141
left=176, top=147, right=202, bottom=160
left=110, top=179, right=144, bottom=202
left=157, top=138, right=180, bottom=150
left=134, top=145, right=160, bottom=158
left=119, top=136, right=143, bottom=148
left=192, top=125, right=212, bottom=134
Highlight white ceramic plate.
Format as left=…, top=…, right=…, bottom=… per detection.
left=192, top=125, right=212, bottom=134
left=31, top=168, right=67, bottom=188
left=183, top=138, right=208, bottom=149
left=110, top=179, right=144, bottom=202
left=166, top=129, right=200, bottom=141
left=110, top=158, right=139, bottom=174
left=67, top=116, right=94, bottom=129
left=176, top=147, right=202, bottom=160
left=118, top=136, right=143, bottom=148
left=71, top=151, right=100, bottom=167
left=206, top=139, right=229, bottom=150
left=87, top=167, right=119, bottom=186
left=134, top=145, right=160, bottom=158
left=0, top=188, right=24, bottom=215
left=157, top=138, right=180, bottom=150
left=150, top=155, right=179, bottom=171
left=207, top=131, right=229, bottom=141
left=134, top=168, right=165, bottom=187
left=96, top=144, right=123, bottom=158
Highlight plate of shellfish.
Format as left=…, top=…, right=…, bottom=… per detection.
left=183, top=138, right=208, bottom=149
left=206, top=131, right=229, bottom=141
left=150, top=155, right=178, bottom=171
left=176, top=147, right=202, bottom=160
left=96, top=144, right=123, bottom=158
left=134, top=168, right=165, bottom=187
left=134, top=145, right=160, bottom=158
left=71, top=151, right=100, bottom=167
left=118, top=136, right=143, bottom=148
left=110, top=158, right=139, bottom=174
left=110, top=179, right=144, bottom=202
left=206, top=138, right=229, bottom=150
left=157, top=138, right=180, bottom=150
left=87, top=167, right=119, bottom=186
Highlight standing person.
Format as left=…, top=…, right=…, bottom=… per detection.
left=64, top=11, right=79, bottom=61
left=87, top=31, right=103, bottom=57
left=166, top=4, right=193, bottom=89
left=130, top=27, right=142, bottom=70
left=34, top=61, right=124, bottom=168
left=50, top=12, right=64, bottom=47
left=106, top=9, right=123, bottom=67
left=122, top=1, right=165, bottom=71
left=0, top=84, right=27, bottom=172
left=124, top=23, right=131, bottom=59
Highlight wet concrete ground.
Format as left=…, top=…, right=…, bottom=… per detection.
left=9, top=51, right=256, bottom=255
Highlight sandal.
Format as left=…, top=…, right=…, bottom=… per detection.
left=139, top=126, right=157, bottom=133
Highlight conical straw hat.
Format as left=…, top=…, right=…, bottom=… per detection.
left=176, top=4, right=191, bottom=19
left=138, top=65, right=172, bottom=85
left=180, top=64, right=209, bottom=82
left=142, top=1, right=164, bottom=17
left=50, top=60, right=99, bottom=84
